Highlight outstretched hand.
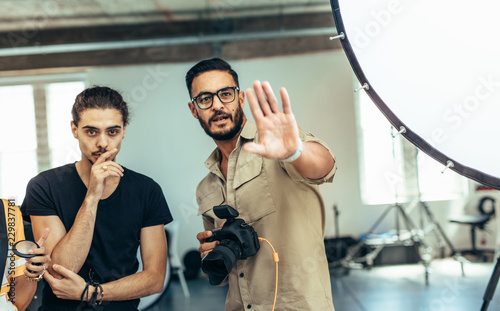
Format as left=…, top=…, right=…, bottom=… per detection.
left=243, top=81, right=300, bottom=160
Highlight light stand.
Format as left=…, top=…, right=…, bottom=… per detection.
left=342, top=128, right=432, bottom=284
left=341, top=202, right=433, bottom=284
left=481, top=254, right=500, bottom=311
left=410, top=148, right=470, bottom=277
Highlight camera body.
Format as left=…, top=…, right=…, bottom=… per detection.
left=202, top=205, right=260, bottom=285
left=208, top=211, right=260, bottom=260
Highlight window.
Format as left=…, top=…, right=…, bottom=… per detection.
left=0, top=85, right=38, bottom=205
left=46, top=82, right=86, bottom=168
left=0, top=76, right=85, bottom=204
left=355, top=87, right=469, bottom=205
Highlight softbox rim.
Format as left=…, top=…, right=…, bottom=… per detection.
left=330, top=0, right=500, bottom=190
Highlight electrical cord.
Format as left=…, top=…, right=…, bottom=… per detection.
left=258, top=237, right=279, bottom=311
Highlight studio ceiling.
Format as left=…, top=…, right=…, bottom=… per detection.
left=0, top=0, right=339, bottom=73
left=0, top=0, right=331, bottom=31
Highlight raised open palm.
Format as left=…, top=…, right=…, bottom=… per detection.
left=243, top=80, right=300, bottom=160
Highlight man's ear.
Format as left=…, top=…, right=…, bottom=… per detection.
left=239, top=90, right=245, bottom=109
left=71, top=121, right=78, bottom=138
left=122, top=123, right=127, bottom=139
left=188, top=102, right=199, bottom=119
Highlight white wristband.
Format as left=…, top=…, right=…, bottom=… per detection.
left=281, top=139, right=303, bottom=162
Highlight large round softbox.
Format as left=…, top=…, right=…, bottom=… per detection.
left=330, top=0, right=500, bottom=189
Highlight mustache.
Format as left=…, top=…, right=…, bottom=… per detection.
left=209, top=111, right=232, bottom=124
left=92, top=148, right=108, bottom=156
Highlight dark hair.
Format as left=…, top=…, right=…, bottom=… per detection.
left=72, top=86, right=129, bottom=126
left=185, top=58, right=239, bottom=97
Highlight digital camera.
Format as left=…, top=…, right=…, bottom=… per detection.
left=201, top=205, right=260, bottom=285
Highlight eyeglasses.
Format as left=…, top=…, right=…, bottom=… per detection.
left=191, top=87, right=239, bottom=110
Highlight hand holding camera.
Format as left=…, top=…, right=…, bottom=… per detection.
left=196, top=230, right=219, bottom=259
left=198, top=205, right=260, bottom=286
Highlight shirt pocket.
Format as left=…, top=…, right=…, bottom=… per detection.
left=197, top=186, right=225, bottom=227
left=233, top=155, right=277, bottom=224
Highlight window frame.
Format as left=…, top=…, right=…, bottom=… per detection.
left=354, top=81, right=470, bottom=205
left=0, top=72, right=86, bottom=204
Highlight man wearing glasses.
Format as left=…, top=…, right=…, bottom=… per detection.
left=186, top=58, right=337, bottom=310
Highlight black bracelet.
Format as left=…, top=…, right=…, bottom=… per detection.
left=80, top=282, right=90, bottom=303
left=89, top=282, right=100, bottom=307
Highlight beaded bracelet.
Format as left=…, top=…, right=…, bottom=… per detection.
left=96, top=284, right=104, bottom=305
left=88, top=283, right=104, bottom=307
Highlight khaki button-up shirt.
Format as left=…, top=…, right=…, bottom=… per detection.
left=197, top=121, right=337, bottom=311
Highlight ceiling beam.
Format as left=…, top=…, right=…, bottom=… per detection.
left=0, top=35, right=341, bottom=72
left=0, top=12, right=340, bottom=73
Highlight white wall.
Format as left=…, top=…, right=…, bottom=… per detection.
left=85, top=51, right=496, bottom=260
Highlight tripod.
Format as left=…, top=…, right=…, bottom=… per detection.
left=342, top=128, right=434, bottom=283
left=408, top=148, right=471, bottom=277
left=341, top=201, right=432, bottom=281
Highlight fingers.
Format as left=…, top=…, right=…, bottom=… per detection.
left=52, top=264, right=72, bottom=278
left=43, top=270, right=55, bottom=284
left=199, top=241, right=219, bottom=259
left=246, top=87, right=264, bottom=121
left=28, top=246, right=48, bottom=257
left=43, top=269, right=66, bottom=290
left=36, top=228, right=50, bottom=247
left=261, top=81, right=281, bottom=114
left=196, top=231, right=213, bottom=244
left=279, top=87, right=292, bottom=114
left=247, top=80, right=293, bottom=119
left=96, top=160, right=124, bottom=174
left=101, top=163, right=124, bottom=177
left=197, top=230, right=220, bottom=259
left=94, top=148, right=118, bottom=165
left=242, top=141, right=266, bottom=156
left=252, top=80, right=274, bottom=116
left=25, top=250, right=49, bottom=275
left=44, top=269, right=55, bottom=285
left=199, top=241, right=218, bottom=253
left=92, top=151, right=124, bottom=179
left=24, top=269, right=41, bottom=278
left=92, top=161, right=124, bottom=179
left=24, top=260, right=45, bottom=277
left=24, top=266, right=44, bottom=277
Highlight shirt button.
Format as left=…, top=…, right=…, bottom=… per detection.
left=247, top=305, right=252, bottom=309
left=240, top=273, right=244, bottom=277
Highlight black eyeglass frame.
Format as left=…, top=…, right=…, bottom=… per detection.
left=191, top=86, right=240, bottom=110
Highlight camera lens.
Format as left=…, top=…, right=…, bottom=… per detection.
left=202, top=239, right=241, bottom=285
left=203, top=258, right=226, bottom=274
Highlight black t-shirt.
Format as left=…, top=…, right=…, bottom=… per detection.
left=22, top=163, right=173, bottom=311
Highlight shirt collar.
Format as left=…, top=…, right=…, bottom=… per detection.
left=239, top=120, right=257, bottom=142
left=204, top=120, right=257, bottom=171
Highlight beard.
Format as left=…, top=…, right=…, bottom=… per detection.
left=198, top=106, right=244, bottom=141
